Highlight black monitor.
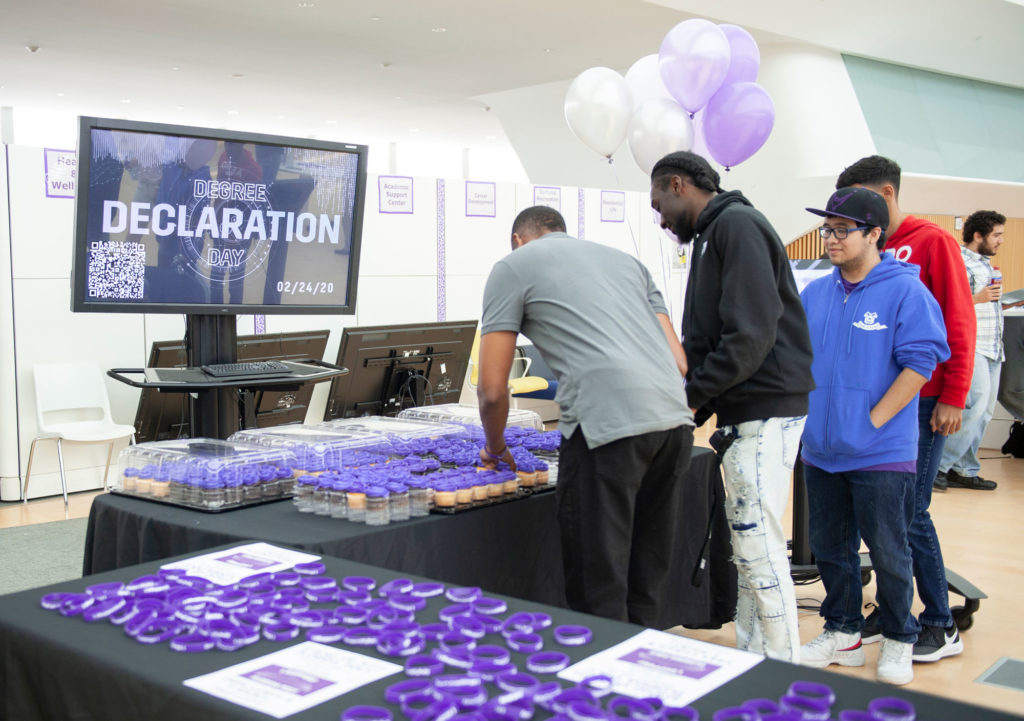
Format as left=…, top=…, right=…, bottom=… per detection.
left=134, top=329, right=330, bottom=442
left=71, top=116, right=367, bottom=315
left=324, top=320, right=478, bottom=419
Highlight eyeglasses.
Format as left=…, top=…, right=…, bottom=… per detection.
left=820, top=225, right=870, bottom=240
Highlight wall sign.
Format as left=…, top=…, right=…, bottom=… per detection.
left=465, top=181, right=496, bottom=217
left=600, top=191, right=625, bottom=222
left=378, top=176, right=414, bottom=214
left=533, top=186, right=561, bottom=212
left=44, top=148, right=77, bottom=199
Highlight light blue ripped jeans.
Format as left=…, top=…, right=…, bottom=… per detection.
left=720, top=416, right=805, bottom=663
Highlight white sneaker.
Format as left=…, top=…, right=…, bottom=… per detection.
left=800, top=630, right=866, bottom=669
left=877, top=638, right=914, bottom=685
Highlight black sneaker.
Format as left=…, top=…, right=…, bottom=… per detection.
left=862, top=605, right=882, bottom=645
left=945, top=470, right=997, bottom=490
left=912, top=623, right=964, bottom=662
left=933, top=471, right=948, bottom=493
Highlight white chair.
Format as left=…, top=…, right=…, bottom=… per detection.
left=23, top=362, right=136, bottom=506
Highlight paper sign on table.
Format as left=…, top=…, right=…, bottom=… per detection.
left=184, top=641, right=402, bottom=718
left=558, top=628, right=762, bottom=707
left=160, top=542, right=321, bottom=586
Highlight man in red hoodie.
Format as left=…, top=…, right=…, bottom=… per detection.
left=836, top=156, right=975, bottom=664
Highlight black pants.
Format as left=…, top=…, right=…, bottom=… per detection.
left=557, top=424, right=694, bottom=627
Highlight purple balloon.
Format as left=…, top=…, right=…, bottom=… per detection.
left=719, top=24, right=760, bottom=86
left=703, top=82, right=775, bottom=169
left=658, top=19, right=731, bottom=115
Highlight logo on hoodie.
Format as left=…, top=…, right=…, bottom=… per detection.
left=853, top=311, right=888, bottom=331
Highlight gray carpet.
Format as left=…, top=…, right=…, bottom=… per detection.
left=0, top=518, right=88, bottom=596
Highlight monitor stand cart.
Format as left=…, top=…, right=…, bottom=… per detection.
left=109, top=314, right=347, bottom=440
left=790, top=458, right=986, bottom=631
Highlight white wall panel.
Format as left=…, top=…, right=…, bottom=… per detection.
left=360, top=174, right=439, bottom=277
left=0, top=147, right=19, bottom=488
left=355, top=276, right=437, bottom=327
left=443, top=181, right=516, bottom=276
left=8, top=146, right=76, bottom=279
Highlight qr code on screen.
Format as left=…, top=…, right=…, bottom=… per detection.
left=87, top=241, right=145, bottom=299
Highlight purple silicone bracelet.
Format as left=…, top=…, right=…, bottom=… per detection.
left=293, top=561, right=326, bottom=576
left=779, top=694, right=829, bottom=721
left=342, top=626, right=382, bottom=646
left=388, top=593, right=427, bottom=612
left=445, top=586, right=482, bottom=603
left=567, top=700, right=608, bottom=721
left=506, top=631, right=543, bottom=654
left=661, top=707, right=700, bottom=721
left=40, top=592, right=74, bottom=610
left=526, top=651, right=570, bottom=674
left=451, top=615, right=487, bottom=639
left=343, top=576, right=377, bottom=592
left=308, top=624, right=348, bottom=644
left=405, top=654, right=445, bottom=677
left=82, top=598, right=127, bottom=622
left=410, top=582, right=446, bottom=598
left=472, top=597, right=508, bottom=616
left=378, top=578, right=415, bottom=597
left=377, top=631, right=426, bottom=657
left=788, top=681, right=836, bottom=707
left=440, top=631, right=477, bottom=652
left=170, top=632, right=216, bottom=653
left=335, top=606, right=371, bottom=625
left=838, top=712, right=878, bottom=721
left=273, top=571, right=301, bottom=586
left=867, top=697, right=915, bottom=721
left=579, top=675, right=613, bottom=698
left=340, top=706, right=393, bottom=721
left=553, top=625, right=593, bottom=647
left=385, top=678, right=432, bottom=704
left=501, top=612, right=537, bottom=636
left=471, top=644, right=512, bottom=665
left=607, top=697, right=658, bottom=720
left=263, top=622, right=300, bottom=642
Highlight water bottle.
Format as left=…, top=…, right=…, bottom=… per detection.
left=991, top=266, right=1002, bottom=303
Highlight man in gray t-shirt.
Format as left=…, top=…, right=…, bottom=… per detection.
left=477, top=205, right=695, bottom=626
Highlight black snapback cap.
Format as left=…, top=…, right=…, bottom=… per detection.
left=807, top=186, right=889, bottom=229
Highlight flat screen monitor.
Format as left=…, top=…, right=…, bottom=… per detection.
left=71, top=116, right=367, bottom=314
left=134, top=329, right=330, bottom=442
left=324, top=320, right=478, bottom=419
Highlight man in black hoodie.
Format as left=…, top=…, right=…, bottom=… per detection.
left=650, top=151, right=815, bottom=663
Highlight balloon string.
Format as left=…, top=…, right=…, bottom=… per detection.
left=606, top=157, right=681, bottom=328
left=606, top=158, right=641, bottom=259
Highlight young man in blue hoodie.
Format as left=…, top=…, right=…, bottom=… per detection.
left=799, top=187, right=949, bottom=686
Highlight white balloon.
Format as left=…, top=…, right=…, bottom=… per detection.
left=624, top=54, right=673, bottom=110
left=564, top=67, right=633, bottom=158
left=627, top=98, right=695, bottom=175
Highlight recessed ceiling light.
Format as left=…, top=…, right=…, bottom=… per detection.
left=431, top=27, right=447, bottom=33
left=544, top=48, right=553, bottom=53
left=370, top=15, right=381, bottom=21
left=326, top=119, right=337, bottom=125
left=409, top=128, right=420, bottom=133
left=231, top=73, right=244, bottom=78
left=297, top=1, right=314, bottom=7
left=227, top=110, right=239, bottom=115
left=171, top=66, right=180, bottom=71
left=120, top=98, right=131, bottom=104
left=175, top=105, right=185, bottom=110
left=278, top=115, right=287, bottom=120
left=486, top=135, right=496, bottom=140
left=56, top=92, right=64, bottom=97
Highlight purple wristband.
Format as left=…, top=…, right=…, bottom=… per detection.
left=273, top=571, right=301, bottom=586
left=579, top=674, right=613, bottom=698
left=451, top=615, right=487, bottom=639
left=293, top=561, right=326, bottom=576
left=82, top=597, right=127, bottom=622
left=335, top=606, right=371, bottom=625
left=526, top=651, right=570, bottom=674
left=170, top=632, right=216, bottom=653
left=471, top=644, right=512, bottom=665
left=384, top=678, right=432, bottom=704
left=40, top=592, right=74, bottom=610
left=439, top=603, right=475, bottom=623
left=342, top=626, right=382, bottom=646
left=553, top=625, right=593, bottom=647
left=779, top=694, right=829, bottom=721
left=495, top=671, right=540, bottom=700
left=410, top=582, right=446, bottom=598
left=440, top=631, right=477, bottom=653
left=388, top=593, right=427, bottom=612
left=405, top=654, right=445, bottom=677
left=421, top=622, right=450, bottom=641
left=506, top=631, right=543, bottom=653
left=867, top=697, right=915, bottom=721
left=445, top=586, right=482, bottom=603
left=788, top=680, right=836, bottom=707
left=608, top=697, right=658, bottom=720
left=662, top=707, right=700, bottom=721
left=378, top=578, right=415, bottom=597
left=343, top=575, right=377, bottom=592
left=263, top=622, right=300, bottom=642
left=377, top=630, right=426, bottom=657
left=566, top=700, right=607, bottom=721
left=308, top=624, right=348, bottom=644
left=501, top=612, right=537, bottom=636
left=471, top=597, right=508, bottom=616
left=340, top=706, right=392, bottom=721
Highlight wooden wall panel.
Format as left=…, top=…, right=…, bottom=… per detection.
left=787, top=214, right=1023, bottom=292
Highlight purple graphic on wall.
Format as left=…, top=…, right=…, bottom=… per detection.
left=436, top=179, right=447, bottom=322
left=241, top=665, right=334, bottom=696
left=619, top=648, right=719, bottom=679
left=600, top=191, right=626, bottom=223
left=578, top=188, right=586, bottom=240
left=44, top=148, right=77, bottom=199
left=254, top=315, right=266, bottom=334
left=465, top=181, right=496, bottom=218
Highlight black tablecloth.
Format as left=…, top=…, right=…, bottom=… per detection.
left=85, top=448, right=736, bottom=631
left=3, top=544, right=1018, bottom=721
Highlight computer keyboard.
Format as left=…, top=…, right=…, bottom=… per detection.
left=200, top=360, right=292, bottom=378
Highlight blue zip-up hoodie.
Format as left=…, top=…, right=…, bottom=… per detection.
left=800, top=254, right=950, bottom=472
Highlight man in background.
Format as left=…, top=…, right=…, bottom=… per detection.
left=836, top=155, right=974, bottom=664
left=650, top=151, right=814, bottom=663
left=938, top=210, right=1007, bottom=491
left=476, top=206, right=694, bottom=626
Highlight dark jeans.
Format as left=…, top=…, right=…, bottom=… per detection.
left=805, top=464, right=920, bottom=644
left=557, top=425, right=694, bottom=627
left=909, top=395, right=953, bottom=628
